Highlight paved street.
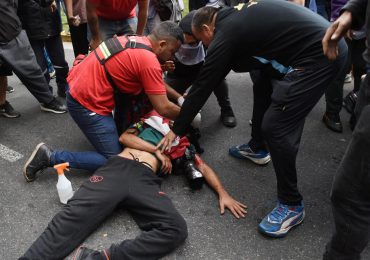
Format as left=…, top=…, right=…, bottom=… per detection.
left=1, top=43, right=369, bottom=259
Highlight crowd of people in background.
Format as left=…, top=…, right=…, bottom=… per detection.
left=0, top=0, right=369, bottom=259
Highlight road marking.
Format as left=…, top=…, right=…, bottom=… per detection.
left=0, top=144, right=23, bottom=162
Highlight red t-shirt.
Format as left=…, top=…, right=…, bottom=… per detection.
left=88, top=0, right=136, bottom=20
left=68, top=36, right=166, bottom=116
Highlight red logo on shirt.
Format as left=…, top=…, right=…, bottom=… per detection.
left=90, top=176, right=104, bottom=183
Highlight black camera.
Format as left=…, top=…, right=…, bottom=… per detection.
left=173, top=147, right=204, bottom=190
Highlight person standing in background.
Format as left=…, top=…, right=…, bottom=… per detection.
left=64, top=0, right=89, bottom=57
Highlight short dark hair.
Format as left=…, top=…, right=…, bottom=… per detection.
left=151, top=21, right=184, bottom=44
left=192, top=6, right=219, bottom=32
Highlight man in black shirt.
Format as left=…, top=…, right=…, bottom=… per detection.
left=0, top=0, right=66, bottom=114
left=158, top=0, right=347, bottom=238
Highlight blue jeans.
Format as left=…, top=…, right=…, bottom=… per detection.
left=51, top=91, right=122, bottom=171
left=87, top=17, right=137, bottom=41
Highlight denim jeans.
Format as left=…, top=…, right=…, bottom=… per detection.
left=51, top=91, right=122, bottom=171
left=87, top=17, right=137, bottom=41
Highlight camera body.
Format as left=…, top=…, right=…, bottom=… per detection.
left=173, top=147, right=204, bottom=190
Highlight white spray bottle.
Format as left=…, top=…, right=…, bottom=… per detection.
left=53, top=162, right=74, bottom=204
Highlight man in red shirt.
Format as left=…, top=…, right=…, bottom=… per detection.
left=23, top=21, right=184, bottom=181
left=87, top=0, right=149, bottom=50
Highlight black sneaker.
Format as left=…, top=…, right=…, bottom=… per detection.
left=23, top=143, right=53, bottom=182
left=72, top=246, right=108, bottom=260
left=40, top=98, right=67, bottom=114
left=6, top=86, right=14, bottom=93
left=220, top=106, right=237, bottom=127
left=322, top=112, right=343, bottom=133
left=0, top=101, right=21, bottom=118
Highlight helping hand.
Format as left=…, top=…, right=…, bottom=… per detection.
left=156, top=130, right=177, bottom=153
left=322, top=11, right=352, bottom=60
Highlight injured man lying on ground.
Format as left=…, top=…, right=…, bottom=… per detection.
left=20, top=110, right=246, bottom=260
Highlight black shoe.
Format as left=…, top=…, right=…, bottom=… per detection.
left=0, top=101, right=21, bottom=118
left=23, top=143, right=53, bottom=182
left=40, top=98, right=67, bottom=114
left=322, top=112, right=343, bottom=133
left=220, top=107, right=237, bottom=127
left=343, top=91, right=357, bottom=114
left=72, top=246, right=108, bottom=260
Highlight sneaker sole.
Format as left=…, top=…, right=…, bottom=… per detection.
left=23, top=142, right=45, bottom=182
left=229, top=150, right=271, bottom=165
left=40, top=105, right=67, bottom=114
left=258, top=211, right=305, bottom=238
left=0, top=112, right=21, bottom=118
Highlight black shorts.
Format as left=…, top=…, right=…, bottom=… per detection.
left=0, top=60, right=12, bottom=76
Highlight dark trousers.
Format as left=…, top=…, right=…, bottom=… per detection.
left=323, top=87, right=370, bottom=260
left=250, top=41, right=347, bottom=205
left=21, top=157, right=188, bottom=260
left=70, top=23, right=89, bottom=57
left=0, top=30, right=54, bottom=104
left=30, top=34, right=69, bottom=94
left=324, top=38, right=366, bottom=114
left=165, top=74, right=232, bottom=110
left=348, top=38, right=367, bottom=92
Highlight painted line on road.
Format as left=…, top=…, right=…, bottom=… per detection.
left=0, top=144, right=24, bottom=162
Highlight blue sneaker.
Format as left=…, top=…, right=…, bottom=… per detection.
left=229, top=143, right=271, bottom=165
left=258, top=202, right=305, bottom=238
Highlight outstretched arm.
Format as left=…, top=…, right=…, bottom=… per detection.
left=195, top=155, right=247, bottom=219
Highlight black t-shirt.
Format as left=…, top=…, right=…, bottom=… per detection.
left=173, top=0, right=332, bottom=136
left=0, top=0, right=22, bottom=44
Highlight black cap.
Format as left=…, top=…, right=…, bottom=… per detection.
left=179, top=10, right=197, bottom=36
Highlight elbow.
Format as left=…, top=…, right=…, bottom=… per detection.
left=119, top=133, right=129, bottom=145
left=156, top=103, right=178, bottom=119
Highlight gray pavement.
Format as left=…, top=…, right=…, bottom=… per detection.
left=0, top=43, right=369, bottom=259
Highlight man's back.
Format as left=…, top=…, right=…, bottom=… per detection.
left=209, top=0, right=330, bottom=70
left=68, top=36, right=166, bottom=116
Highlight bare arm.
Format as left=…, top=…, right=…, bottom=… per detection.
left=86, top=1, right=101, bottom=50
left=165, top=82, right=182, bottom=102
left=196, top=155, right=247, bottom=219
left=119, top=127, right=157, bottom=153
left=136, top=0, right=149, bottom=35
left=119, top=127, right=172, bottom=174
left=147, top=93, right=180, bottom=120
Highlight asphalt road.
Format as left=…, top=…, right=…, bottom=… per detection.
left=0, top=43, right=368, bottom=260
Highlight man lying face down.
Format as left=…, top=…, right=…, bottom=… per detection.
left=20, top=110, right=246, bottom=260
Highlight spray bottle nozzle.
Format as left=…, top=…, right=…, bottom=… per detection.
left=53, top=162, right=70, bottom=175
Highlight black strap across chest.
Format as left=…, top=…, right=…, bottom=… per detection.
left=93, top=36, right=153, bottom=93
